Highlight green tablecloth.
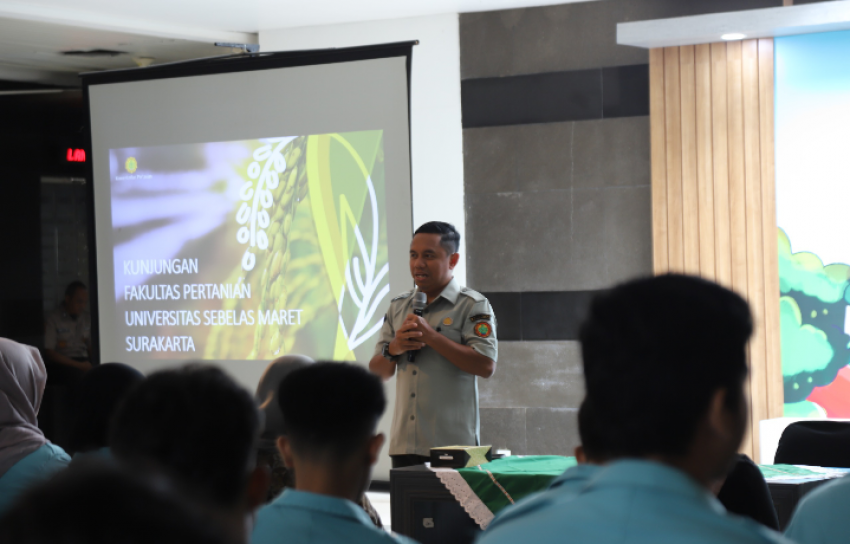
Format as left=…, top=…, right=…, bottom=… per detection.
left=450, top=456, right=843, bottom=517
left=456, top=455, right=576, bottom=514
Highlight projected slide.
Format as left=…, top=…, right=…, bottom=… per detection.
left=776, top=30, right=850, bottom=418
left=109, top=132, right=389, bottom=362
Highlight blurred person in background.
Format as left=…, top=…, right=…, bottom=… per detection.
left=0, top=461, right=231, bottom=544
left=44, top=280, right=92, bottom=383
left=0, top=338, right=70, bottom=514
left=67, top=362, right=144, bottom=459
left=110, top=365, right=269, bottom=544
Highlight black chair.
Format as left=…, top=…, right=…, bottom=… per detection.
left=717, top=454, right=780, bottom=530
left=774, top=420, right=850, bottom=468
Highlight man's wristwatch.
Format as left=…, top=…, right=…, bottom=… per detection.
left=381, top=342, right=395, bottom=361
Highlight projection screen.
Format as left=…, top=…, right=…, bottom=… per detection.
left=83, top=45, right=413, bottom=411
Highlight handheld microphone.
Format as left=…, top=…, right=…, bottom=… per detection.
left=408, top=292, right=427, bottom=363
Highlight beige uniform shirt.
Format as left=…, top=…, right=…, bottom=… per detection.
left=44, top=307, right=90, bottom=359
left=374, top=278, right=498, bottom=456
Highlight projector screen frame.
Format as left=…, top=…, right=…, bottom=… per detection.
left=80, top=41, right=416, bottom=366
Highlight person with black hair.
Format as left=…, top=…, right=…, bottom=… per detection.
left=483, top=399, right=608, bottom=529
left=252, top=362, right=414, bottom=544
left=67, top=362, right=143, bottom=458
left=253, top=355, right=383, bottom=527
left=0, top=461, right=231, bottom=544
left=478, top=274, right=791, bottom=544
left=370, top=221, right=498, bottom=469
left=110, top=365, right=269, bottom=544
left=44, top=280, right=92, bottom=381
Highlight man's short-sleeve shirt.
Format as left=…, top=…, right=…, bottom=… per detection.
left=373, top=277, right=498, bottom=456
left=44, top=308, right=90, bottom=359
left=477, top=460, right=793, bottom=544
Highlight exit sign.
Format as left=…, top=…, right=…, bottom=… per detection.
left=66, top=148, right=86, bottom=163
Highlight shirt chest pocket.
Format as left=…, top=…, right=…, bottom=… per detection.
left=438, top=323, right=464, bottom=344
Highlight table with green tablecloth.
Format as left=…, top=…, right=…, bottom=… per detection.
left=420, top=455, right=847, bottom=531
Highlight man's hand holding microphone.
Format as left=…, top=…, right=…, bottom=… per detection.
left=387, top=293, right=433, bottom=361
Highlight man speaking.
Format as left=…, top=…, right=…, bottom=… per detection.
left=369, top=222, right=498, bottom=469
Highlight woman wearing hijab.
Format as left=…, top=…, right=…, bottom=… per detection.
left=254, top=355, right=383, bottom=528
left=0, top=338, right=70, bottom=513
left=67, top=362, right=144, bottom=458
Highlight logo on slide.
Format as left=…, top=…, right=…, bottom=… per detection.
left=125, top=157, right=138, bottom=173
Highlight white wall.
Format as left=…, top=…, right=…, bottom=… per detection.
left=261, top=14, right=464, bottom=482
left=260, top=13, right=466, bottom=284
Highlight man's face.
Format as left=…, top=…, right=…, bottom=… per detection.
left=65, top=288, right=88, bottom=318
left=409, top=233, right=457, bottom=293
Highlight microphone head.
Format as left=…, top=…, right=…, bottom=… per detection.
left=412, top=291, right=427, bottom=311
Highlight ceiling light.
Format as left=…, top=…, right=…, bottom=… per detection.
left=721, top=33, right=746, bottom=41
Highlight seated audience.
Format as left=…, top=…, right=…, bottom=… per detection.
left=254, top=355, right=383, bottom=527
left=716, top=454, right=780, bottom=530
left=110, top=365, right=269, bottom=544
left=252, top=362, right=414, bottom=544
left=484, top=399, right=607, bottom=529
left=255, top=354, right=315, bottom=499
left=44, top=280, right=92, bottom=382
left=784, top=472, right=850, bottom=544
left=67, top=362, right=143, bottom=458
left=477, top=274, right=790, bottom=544
left=0, top=338, right=70, bottom=514
left=0, top=461, right=230, bottom=544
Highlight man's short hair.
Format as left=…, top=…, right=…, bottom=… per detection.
left=0, top=462, right=227, bottom=544
left=278, top=362, right=385, bottom=461
left=414, top=221, right=461, bottom=255
left=579, top=274, right=752, bottom=458
left=110, top=364, right=260, bottom=507
left=65, top=280, right=87, bottom=298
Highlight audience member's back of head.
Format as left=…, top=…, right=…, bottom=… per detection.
left=278, top=362, right=385, bottom=463
left=0, top=461, right=229, bottom=544
left=576, top=398, right=614, bottom=464
left=67, top=363, right=143, bottom=455
left=110, top=364, right=260, bottom=508
left=579, top=274, right=752, bottom=459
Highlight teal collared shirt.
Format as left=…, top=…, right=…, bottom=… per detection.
left=374, top=277, right=498, bottom=456
left=477, top=459, right=792, bottom=544
left=488, top=464, right=600, bottom=528
left=252, top=489, right=416, bottom=544
left=785, top=473, right=850, bottom=544
left=0, top=443, right=70, bottom=514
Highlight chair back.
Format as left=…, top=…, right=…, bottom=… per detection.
left=774, top=420, right=850, bottom=467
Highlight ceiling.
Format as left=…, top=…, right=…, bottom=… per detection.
left=0, top=0, right=596, bottom=87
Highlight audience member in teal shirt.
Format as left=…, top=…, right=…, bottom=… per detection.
left=477, top=275, right=793, bottom=544
left=254, top=489, right=412, bottom=544
left=252, top=362, right=414, bottom=544
left=488, top=401, right=605, bottom=528
left=785, top=474, right=850, bottom=544
left=0, top=338, right=70, bottom=514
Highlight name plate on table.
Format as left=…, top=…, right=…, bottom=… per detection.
left=430, top=445, right=492, bottom=468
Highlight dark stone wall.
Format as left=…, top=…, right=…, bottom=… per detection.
left=460, top=0, right=789, bottom=455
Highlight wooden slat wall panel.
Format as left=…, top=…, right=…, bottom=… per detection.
left=742, top=39, right=767, bottom=458
left=650, top=48, right=669, bottom=273
left=726, top=41, right=749, bottom=300
left=664, top=47, right=685, bottom=272
left=649, top=38, right=784, bottom=459
left=695, top=44, right=716, bottom=281
left=758, top=39, right=783, bottom=419
left=680, top=46, right=701, bottom=275
left=711, top=43, right=732, bottom=288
